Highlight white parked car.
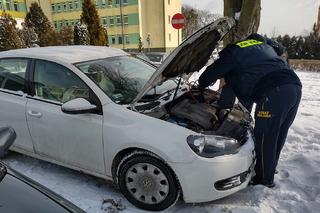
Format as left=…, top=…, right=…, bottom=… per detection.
left=0, top=18, right=255, bottom=211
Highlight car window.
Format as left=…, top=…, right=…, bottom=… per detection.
left=146, top=54, right=163, bottom=63
left=34, top=60, right=90, bottom=103
left=76, top=56, right=156, bottom=104
left=0, top=59, right=28, bottom=93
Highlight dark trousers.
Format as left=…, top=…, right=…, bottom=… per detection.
left=253, top=84, right=302, bottom=183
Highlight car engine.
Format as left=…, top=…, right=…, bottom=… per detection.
left=140, top=87, right=253, bottom=142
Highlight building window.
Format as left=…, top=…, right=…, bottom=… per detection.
left=122, top=0, right=128, bottom=5
left=6, top=1, right=11, bottom=10
left=54, top=21, right=57, bottom=29
left=109, top=17, right=114, bottom=26
left=0, top=1, right=3, bottom=10
left=101, top=0, right=106, bottom=7
left=118, top=35, right=123, bottom=45
left=168, top=0, right=170, bottom=5
left=63, top=3, right=67, bottom=11
left=51, top=4, right=55, bottom=12
left=75, top=1, right=79, bottom=9
left=125, top=34, right=130, bottom=44
left=95, top=0, right=99, bottom=7
left=57, top=4, right=61, bottom=12
left=116, top=15, right=121, bottom=25
left=69, top=2, right=73, bottom=10
left=169, top=33, right=171, bottom=42
left=111, top=36, right=116, bottom=45
left=168, top=15, right=171, bottom=24
left=108, top=0, right=112, bottom=7
left=115, top=0, right=120, bottom=5
left=102, top=17, right=108, bottom=26
left=123, top=15, right=128, bottom=25
left=13, top=2, right=18, bottom=11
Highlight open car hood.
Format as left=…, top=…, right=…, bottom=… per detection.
left=131, top=17, right=235, bottom=106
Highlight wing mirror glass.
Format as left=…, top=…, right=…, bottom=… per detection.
left=61, top=98, right=97, bottom=114
left=0, top=127, right=16, bottom=157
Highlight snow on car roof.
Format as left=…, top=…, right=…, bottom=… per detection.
left=0, top=46, right=128, bottom=63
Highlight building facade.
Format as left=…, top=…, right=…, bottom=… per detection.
left=0, top=0, right=27, bottom=28
left=0, top=0, right=182, bottom=52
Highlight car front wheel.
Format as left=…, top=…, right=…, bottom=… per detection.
left=118, top=152, right=180, bottom=211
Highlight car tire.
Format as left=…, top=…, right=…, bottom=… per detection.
left=118, top=152, right=180, bottom=211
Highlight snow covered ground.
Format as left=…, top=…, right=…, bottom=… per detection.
left=3, top=71, right=320, bottom=213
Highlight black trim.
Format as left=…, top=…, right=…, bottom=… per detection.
left=0, top=89, right=24, bottom=97
left=27, top=59, right=36, bottom=96
left=214, top=170, right=250, bottom=191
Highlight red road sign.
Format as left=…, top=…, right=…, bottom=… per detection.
left=172, top=13, right=185, bottom=29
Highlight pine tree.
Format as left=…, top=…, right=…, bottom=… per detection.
left=103, top=26, right=109, bottom=46
left=138, top=36, right=143, bottom=52
left=295, top=36, right=304, bottom=59
left=74, top=22, right=89, bottom=45
left=56, top=26, right=74, bottom=45
left=80, top=0, right=106, bottom=45
left=0, top=12, right=26, bottom=51
left=25, top=2, right=53, bottom=46
left=19, top=22, right=38, bottom=47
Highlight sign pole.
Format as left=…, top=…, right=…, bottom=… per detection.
left=178, top=29, right=180, bottom=45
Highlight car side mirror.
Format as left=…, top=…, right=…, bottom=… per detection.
left=61, top=98, right=97, bottom=114
left=0, top=127, right=16, bottom=158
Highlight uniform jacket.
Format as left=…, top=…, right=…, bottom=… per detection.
left=198, top=34, right=301, bottom=104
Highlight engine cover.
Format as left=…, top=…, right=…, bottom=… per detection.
left=170, top=99, right=218, bottom=130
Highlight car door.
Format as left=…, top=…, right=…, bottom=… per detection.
left=26, top=59, right=105, bottom=174
left=0, top=58, right=34, bottom=153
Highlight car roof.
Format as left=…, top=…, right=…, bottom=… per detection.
left=0, top=46, right=128, bottom=64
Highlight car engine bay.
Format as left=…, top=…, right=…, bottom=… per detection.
left=136, top=85, right=253, bottom=143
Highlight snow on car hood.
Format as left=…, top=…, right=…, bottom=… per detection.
left=132, top=17, right=235, bottom=105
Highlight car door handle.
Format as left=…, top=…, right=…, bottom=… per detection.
left=28, top=110, right=43, bottom=118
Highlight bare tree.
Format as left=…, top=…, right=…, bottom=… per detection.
left=182, top=5, right=221, bottom=39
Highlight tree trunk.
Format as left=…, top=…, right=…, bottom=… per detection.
left=223, top=0, right=261, bottom=45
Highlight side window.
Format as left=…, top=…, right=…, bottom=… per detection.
left=0, top=59, right=28, bottom=93
left=33, top=60, right=90, bottom=103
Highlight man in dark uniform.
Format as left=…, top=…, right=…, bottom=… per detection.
left=198, top=34, right=302, bottom=187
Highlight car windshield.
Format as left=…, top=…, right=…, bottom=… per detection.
left=146, top=54, right=164, bottom=63
left=76, top=56, right=156, bottom=104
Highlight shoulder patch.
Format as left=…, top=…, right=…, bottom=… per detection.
left=236, top=39, right=264, bottom=48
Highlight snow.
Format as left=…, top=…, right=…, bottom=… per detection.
left=0, top=46, right=127, bottom=64
left=3, top=71, right=320, bottom=213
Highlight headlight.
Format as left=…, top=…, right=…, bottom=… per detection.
left=187, top=135, right=241, bottom=158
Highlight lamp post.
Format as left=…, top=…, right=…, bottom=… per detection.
left=119, top=0, right=125, bottom=49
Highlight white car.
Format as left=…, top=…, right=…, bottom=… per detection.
left=0, top=18, right=255, bottom=211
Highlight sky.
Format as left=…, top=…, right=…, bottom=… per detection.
left=181, top=0, right=319, bottom=36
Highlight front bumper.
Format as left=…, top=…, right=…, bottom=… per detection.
left=171, top=131, right=255, bottom=203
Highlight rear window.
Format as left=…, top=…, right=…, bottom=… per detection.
left=0, top=59, right=28, bottom=93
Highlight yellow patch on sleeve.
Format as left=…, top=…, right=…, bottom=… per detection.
left=256, top=111, right=272, bottom=118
